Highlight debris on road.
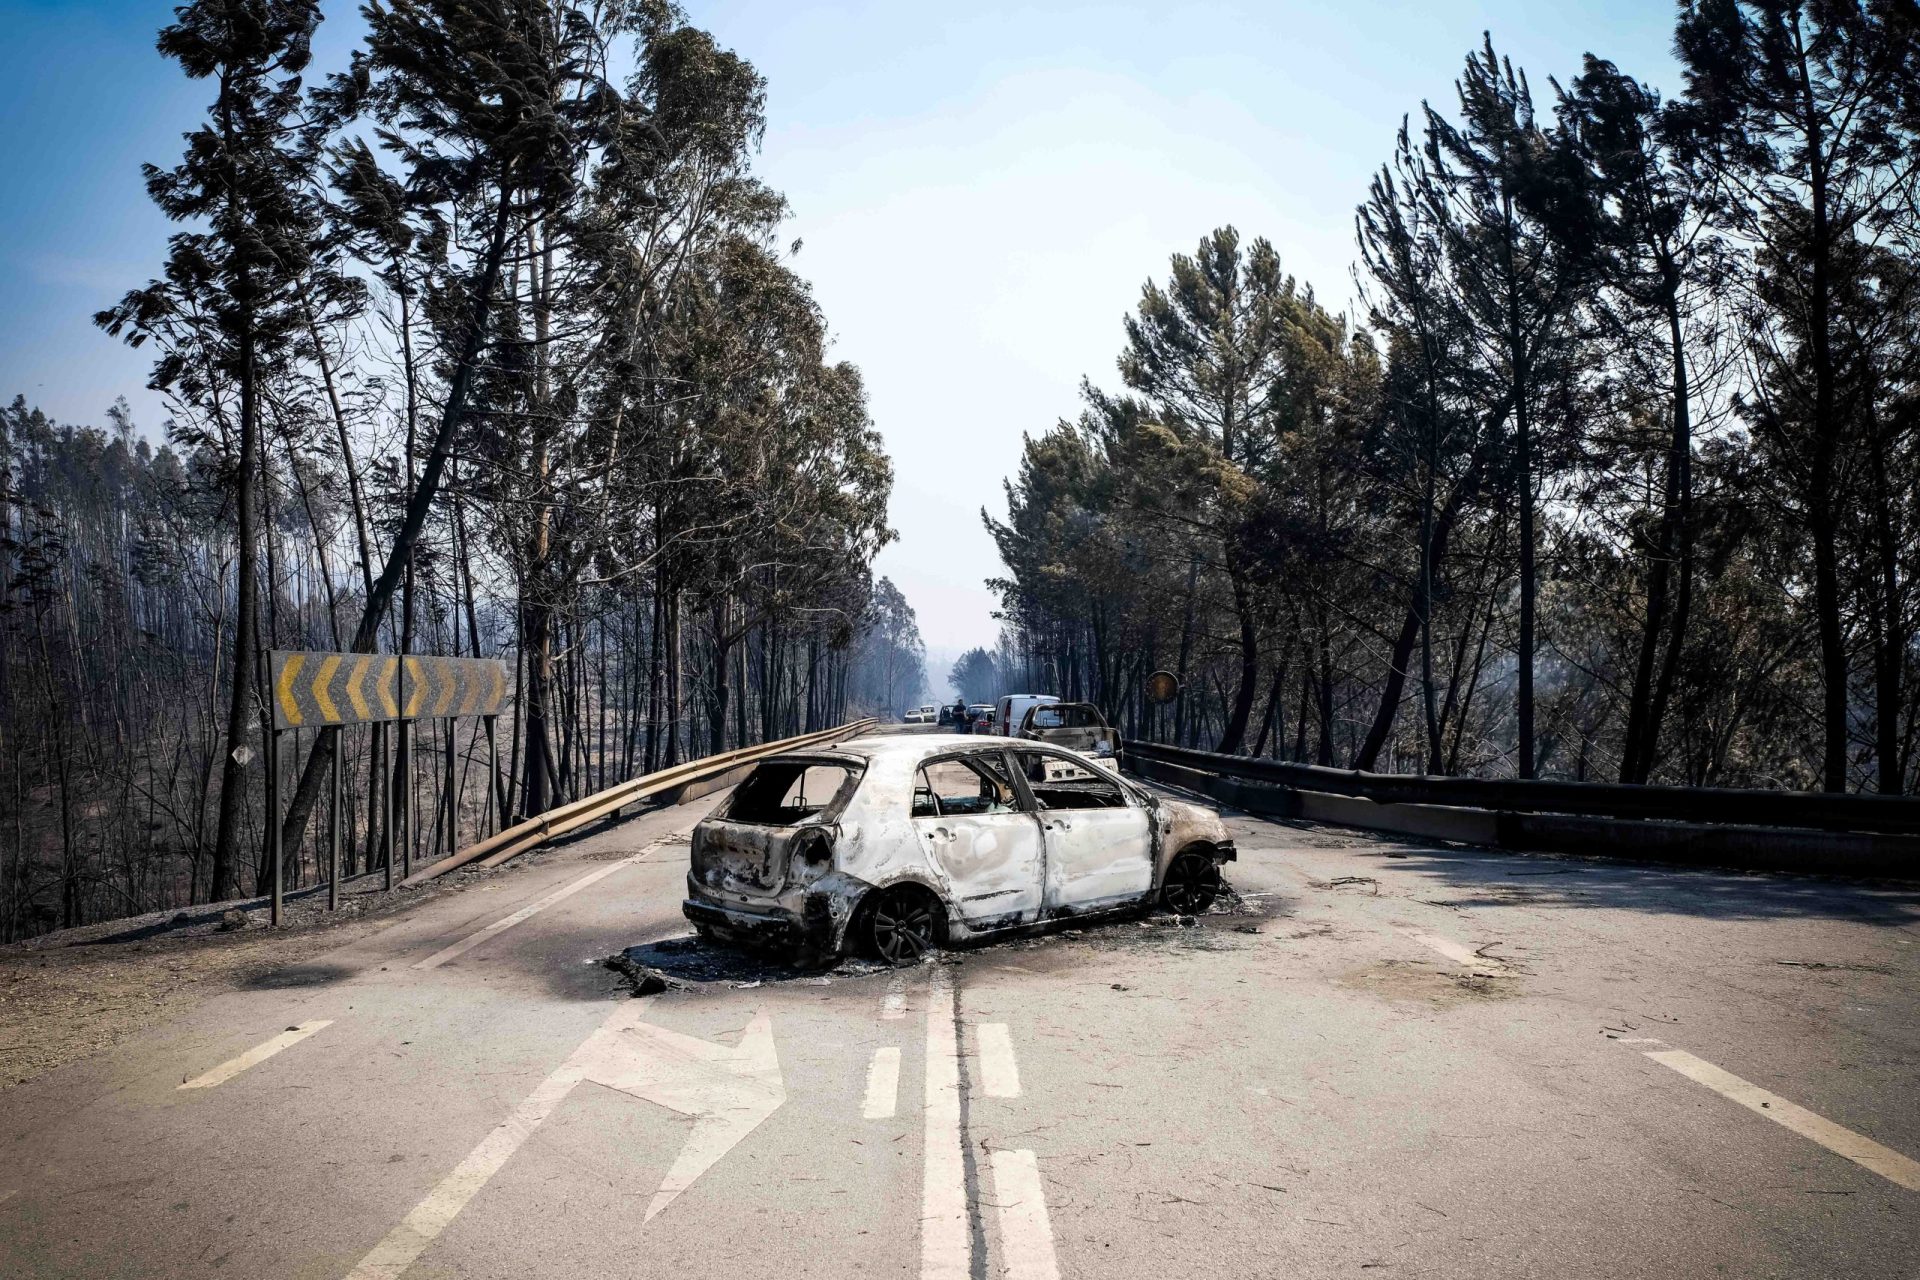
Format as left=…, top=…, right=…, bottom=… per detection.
left=1316, top=876, right=1380, bottom=895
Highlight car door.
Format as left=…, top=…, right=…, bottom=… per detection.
left=1012, top=747, right=1152, bottom=911
left=909, top=752, right=1045, bottom=925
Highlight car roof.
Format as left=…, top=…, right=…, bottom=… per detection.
left=803, top=733, right=1032, bottom=764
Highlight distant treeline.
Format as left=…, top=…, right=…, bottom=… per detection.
left=988, top=5, right=1920, bottom=793
left=0, top=1, right=925, bottom=941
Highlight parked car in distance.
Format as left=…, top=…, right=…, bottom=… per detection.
left=903, top=705, right=938, bottom=724
left=968, top=704, right=996, bottom=733
left=1017, top=701, right=1116, bottom=758
left=683, top=734, right=1236, bottom=963
left=937, top=704, right=954, bottom=726
left=995, top=693, right=1059, bottom=738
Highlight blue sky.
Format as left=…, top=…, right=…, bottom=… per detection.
left=0, top=0, right=1682, bottom=671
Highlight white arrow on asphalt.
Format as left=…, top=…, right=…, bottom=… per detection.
left=345, top=1002, right=785, bottom=1280
left=577, top=1008, right=786, bottom=1220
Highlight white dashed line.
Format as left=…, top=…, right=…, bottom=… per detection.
left=976, top=1023, right=1022, bottom=1098
left=989, top=1149, right=1061, bottom=1280
left=179, top=1021, right=333, bottom=1090
left=864, top=1046, right=902, bottom=1119
left=882, top=973, right=908, bottom=1020
left=921, top=967, right=970, bottom=1280
left=1642, top=1048, right=1920, bottom=1192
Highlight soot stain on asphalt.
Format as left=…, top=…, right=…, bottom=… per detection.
left=604, top=934, right=896, bottom=996
left=1337, top=958, right=1519, bottom=1007
left=240, top=963, right=354, bottom=989
left=601, top=882, right=1292, bottom=996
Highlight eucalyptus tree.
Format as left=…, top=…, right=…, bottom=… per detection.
left=97, top=0, right=326, bottom=901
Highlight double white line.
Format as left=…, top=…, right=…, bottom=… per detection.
left=919, top=967, right=1059, bottom=1280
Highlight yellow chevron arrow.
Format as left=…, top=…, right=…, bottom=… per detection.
left=312, top=654, right=342, bottom=723
left=490, top=663, right=507, bottom=714
left=403, top=657, right=426, bottom=718
left=433, top=659, right=458, bottom=717
left=375, top=657, right=399, bottom=718
left=276, top=654, right=307, bottom=727
left=346, top=656, right=373, bottom=720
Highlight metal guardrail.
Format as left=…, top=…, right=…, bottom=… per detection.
left=1123, top=741, right=1920, bottom=836
left=402, top=718, right=878, bottom=886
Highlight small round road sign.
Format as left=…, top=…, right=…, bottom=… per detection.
left=1144, top=669, right=1181, bottom=705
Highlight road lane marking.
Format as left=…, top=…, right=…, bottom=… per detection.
left=922, top=966, right=970, bottom=1280
left=1412, top=934, right=1490, bottom=968
left=864, top=1047, right=902, bottom=1119
left=0, top=1189, right=15, bottom=1205
left=990, top=1149, right=1061, bottom=1280
left=346, top=1051, right=587, bottom=1280
left=977, top=1023, right=1021, bottom=1098
left=1643, top=1048, right=1920, bottom=1192
left=882, top=972, right=908, bottom=1020
left=179, top=1021, right=332, bottom=1090
left=346, top=1000, right=785, bottom=1279
left=415, top=857, right=641, bottom=969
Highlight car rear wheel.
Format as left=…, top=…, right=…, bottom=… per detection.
left=864, top=886, right=942, bottom=965
left=1161, top=849, right=1223, bottom=914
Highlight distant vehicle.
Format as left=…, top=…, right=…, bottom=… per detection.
left=995, top=693, right=1059, bottom=738
left=683, top=734, right=1236, bottom=963
left=937, top=705, right=955, bottom=725
left=1017, top=701, right=1116, bottom=758
left=903, top=705, right=938, bottom=724
left=968, top=704, right=996, bottom=733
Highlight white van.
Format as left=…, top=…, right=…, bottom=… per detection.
left=995, top=693, right=1059, bottom=737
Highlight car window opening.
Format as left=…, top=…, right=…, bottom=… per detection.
left=913, top=757, right=1019, bottom=818
left=727, top=761, right=859, bottom=825
left=1015, top=750, right=1128, bottom=810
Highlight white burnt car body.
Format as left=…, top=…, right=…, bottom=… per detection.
left=683, top=734, right=1236, bottom=963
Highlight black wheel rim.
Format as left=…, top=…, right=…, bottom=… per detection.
left=872, top=896, right=934, bottom=964
left=1164, top=855, right=1217, bottom=914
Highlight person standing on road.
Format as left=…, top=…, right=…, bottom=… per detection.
left=953, top=699, right=971, bottom=733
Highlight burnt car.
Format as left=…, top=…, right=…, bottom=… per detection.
left=683, top=735, right=1235, bottom=964
left=1017, top=700, right=1116, bottom=758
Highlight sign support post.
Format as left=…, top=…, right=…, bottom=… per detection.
left=328, top=728, right=341, bottom=912
left=267, top=727, right=283, bottom=927
left=484, top=715, right=498, bottom=837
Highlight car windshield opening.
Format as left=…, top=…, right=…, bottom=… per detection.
left=726, top=761, right=859, bottom=825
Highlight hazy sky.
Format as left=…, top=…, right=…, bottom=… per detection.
left=0, top=0, right=1681, bottom=679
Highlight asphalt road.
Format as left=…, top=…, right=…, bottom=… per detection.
left=3, top=782, right=1917, bottom=1279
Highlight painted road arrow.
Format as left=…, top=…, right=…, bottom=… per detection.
left=591, top=1009, right=786, bottom=1221
left=344, top=1002, right=785, bottom=1280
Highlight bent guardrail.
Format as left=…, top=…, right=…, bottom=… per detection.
left=403, top=718, right=878, bottom=886
left=1122, top=740, right=1920, bottom=878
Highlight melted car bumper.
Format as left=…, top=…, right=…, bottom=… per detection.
left=682, top=870, right=873, bottom=958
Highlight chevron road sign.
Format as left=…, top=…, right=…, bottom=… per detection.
left=268, top=651, right=510, bottom=730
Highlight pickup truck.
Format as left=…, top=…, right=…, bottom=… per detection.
left=1016, top=700, right=1117, bottom=758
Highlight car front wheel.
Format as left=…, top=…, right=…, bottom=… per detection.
left=1161, top=849, right=1223, bottom=914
